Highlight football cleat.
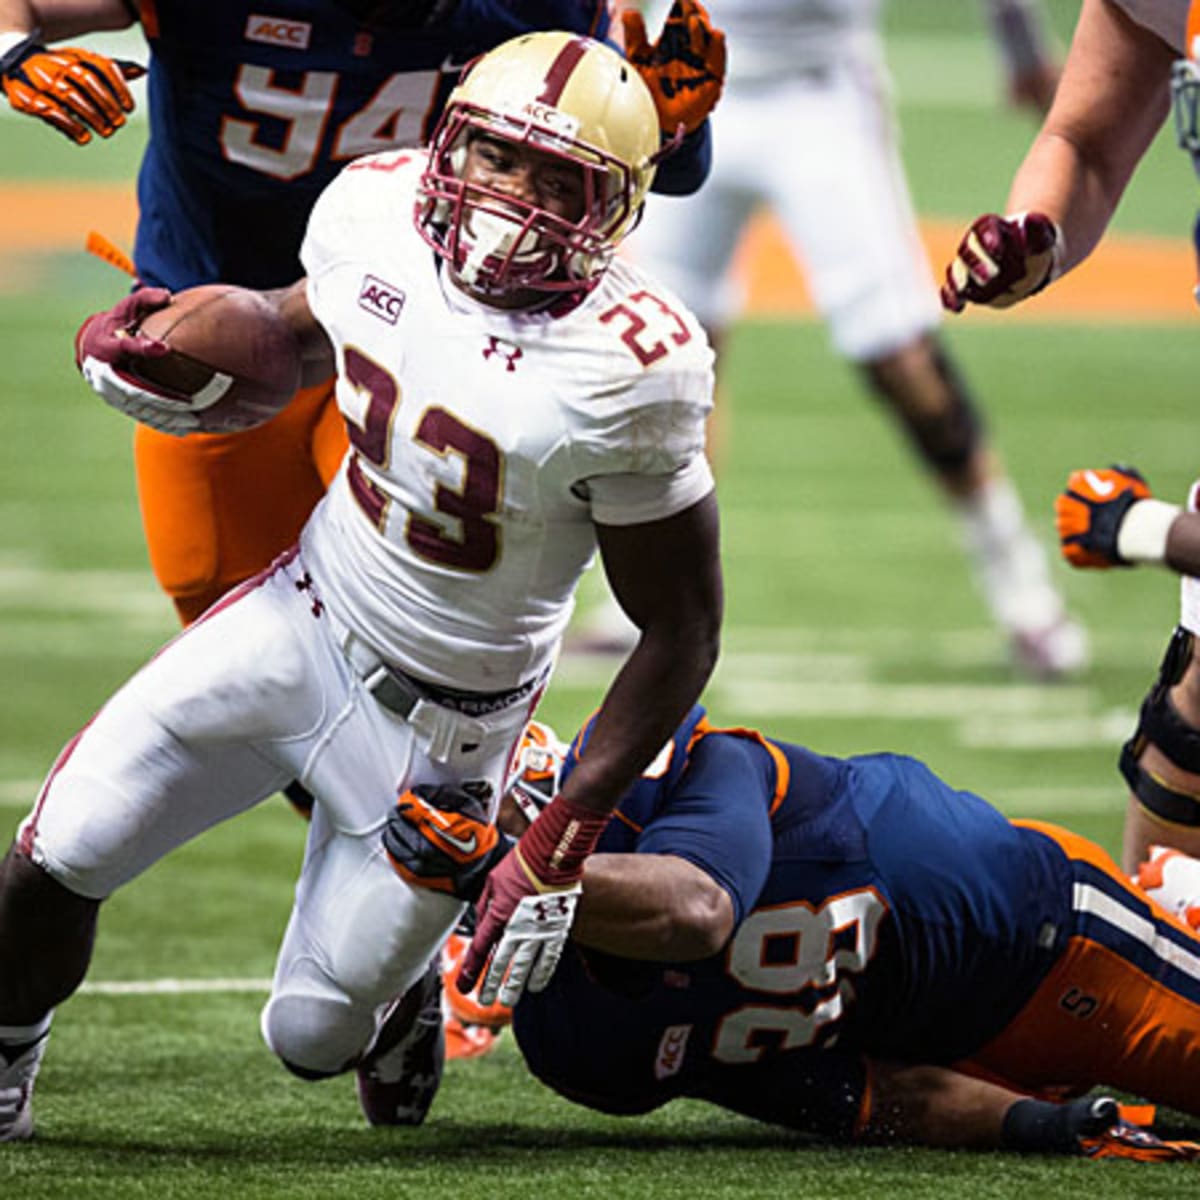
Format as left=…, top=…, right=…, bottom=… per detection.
left=356, top=961, right=445, bottom=1126
left=959, top=479, right=1090, bottom=680
left=441, top=932, right=512, bottom=1029
left=443, top=1014, right=501, bottom=1061
left=1009, top=615, right=1091, bottom=681
left=1080, top=1121, right=1200, bottom=1161
left=1135, top=845, right=1200, bottom=930
left=0, top=1031, right=49, bottom=1143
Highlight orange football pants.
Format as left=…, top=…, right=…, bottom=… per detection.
left=134, top=379, right=347, bottom=625
left=960, top=820, right=1200, bottom=1117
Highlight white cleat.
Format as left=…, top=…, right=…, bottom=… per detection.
left=959, top=478, right=1091, bottom=681
left=0, top=1033, right=49, bottom=1143
left=1009, top=614, right=1091, bottom=681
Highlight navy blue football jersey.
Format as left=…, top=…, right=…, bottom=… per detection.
left=129, top=1, right=705, bottom=289
left=512, top=706, right=1075, bottom=1126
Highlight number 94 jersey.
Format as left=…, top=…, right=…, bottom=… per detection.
left=134, top=0, right=610, bottom=289
left=298, top=151, right=715, bottom=693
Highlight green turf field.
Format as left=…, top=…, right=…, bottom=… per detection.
left=3, top=5, right=1200, bottom=1195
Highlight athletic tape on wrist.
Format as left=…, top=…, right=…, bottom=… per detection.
left=1117, top=499, right=1181, bottom=565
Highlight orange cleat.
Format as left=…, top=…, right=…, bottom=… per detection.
left=441, top=932, right=513, bottom=1029
left=444, top=1015, right=501, bottom=1061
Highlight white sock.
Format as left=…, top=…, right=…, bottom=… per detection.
left=954, top=476, right=1062, bottom=633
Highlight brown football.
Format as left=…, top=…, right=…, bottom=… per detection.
left=132, top=284, right=302, bottom=433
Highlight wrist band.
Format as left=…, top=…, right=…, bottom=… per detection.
left=0, top=29, right=38, bottom=66
left=1118, top=499, right=1182, bottom=565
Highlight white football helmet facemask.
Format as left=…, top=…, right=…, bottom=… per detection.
left=415, top=31, right=662, bottom=298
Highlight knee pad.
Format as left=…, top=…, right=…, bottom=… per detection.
left=862, top=339, right=983, bottom=474
left=1119, top=627, right=1200, bottom=826
left=260, top=991, right=369, bottom=1077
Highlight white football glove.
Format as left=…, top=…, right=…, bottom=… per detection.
left=80, top=357, right=234, bottom=436
left=475, top=883, right=581, bottom=1008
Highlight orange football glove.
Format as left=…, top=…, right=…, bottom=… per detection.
left=1056, top=465, right=1153, bottom=569
left=383, top=783, right=505, bottom=900
left=621, top=0, right=726, bottom=135
left=1080, top=1122, right=1200, bottom=1161
left=0, top=33, right=144, bottom=145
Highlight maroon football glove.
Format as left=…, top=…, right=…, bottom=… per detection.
left=0, top=33, right=144, bottom=145
left=74, top=288, right=172, bottom=373
left=74, top=288, right=230, bottom=435
left=941, top=212, right=1060, bottom=312
left=455, top=793, right=608, bottom=1005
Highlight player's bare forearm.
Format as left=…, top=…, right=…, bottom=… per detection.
left=2, top=0, right=134, bottom=39
left=266, top=280, right=336, bottom=387
left=864, top=1063, right=1019, bottom=1147
left=1005, top=0, right=1172, bottom=275
left=563, top=492, right=722, bottom=818
left=1166, top=513, right=1200, bottom=577
left=571, top=852, right=733, bottom=961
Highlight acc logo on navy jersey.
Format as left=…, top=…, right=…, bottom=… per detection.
left=244, top=15, right=312, bottom=49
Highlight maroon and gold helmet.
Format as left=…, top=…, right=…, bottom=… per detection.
left=415, top=31, right=660, bottom=297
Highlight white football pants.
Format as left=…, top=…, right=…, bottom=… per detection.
left=18, top=549, right=537, bottom=1074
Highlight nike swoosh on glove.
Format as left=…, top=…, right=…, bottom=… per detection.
left=383, top=782, right=508, bottom=902
left=1056, top=465, right=1153, bottom=568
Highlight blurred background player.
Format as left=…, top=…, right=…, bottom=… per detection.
left=387, top=707, right=1200, bottom=1159
left=941, top=1, right=1200, bottom=872
left=0, top=31, right=724, bottom=1141
left=605, top=0, right=1088, bottom=678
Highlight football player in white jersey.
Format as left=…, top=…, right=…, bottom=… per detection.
left=942, top=0, right=1200, bottom=874
left=622, top=0, right=1088, bottom=679
left=0, top=32, right=723, bottom=1141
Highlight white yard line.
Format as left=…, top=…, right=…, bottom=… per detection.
left=80, top=978, right=270, bottom=996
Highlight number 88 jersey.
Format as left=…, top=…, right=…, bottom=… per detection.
left=298, top=152, right=715, bottom=693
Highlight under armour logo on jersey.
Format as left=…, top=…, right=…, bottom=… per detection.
left=359, top=275, right=406, bottom=325
left=244, top=15, right=312, bottom=49
left=482, top=336, right=523, bottom=372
